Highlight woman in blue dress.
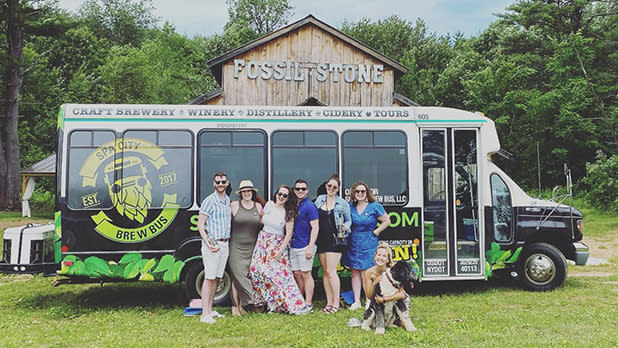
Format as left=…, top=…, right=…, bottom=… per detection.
left=342, top=181, right=390, bottom=310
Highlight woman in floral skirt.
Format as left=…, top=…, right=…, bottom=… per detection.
left=248, top=185, right=312, bottom=315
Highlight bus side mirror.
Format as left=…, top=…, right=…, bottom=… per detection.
left=563, top=163, right=572, bottom=195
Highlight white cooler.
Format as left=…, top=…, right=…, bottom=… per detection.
left=1, top=223, right=57, bottom=274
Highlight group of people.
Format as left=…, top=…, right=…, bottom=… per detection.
left=196, top=171, right=395, bottom=325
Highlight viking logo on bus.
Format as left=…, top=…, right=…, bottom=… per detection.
left=79, top=138, right=179, bottom=243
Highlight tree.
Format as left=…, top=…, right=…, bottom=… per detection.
left=0, top=0, right=68, bottom=209
left=78, top=0, right=159, bottom=47
left=225, top=0, right=293, bottom=36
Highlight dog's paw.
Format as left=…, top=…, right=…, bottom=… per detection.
left=375, top=327, right=385, bottom=335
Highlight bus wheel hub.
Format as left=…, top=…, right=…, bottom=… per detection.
left=527, top=254, right=554, bottom=283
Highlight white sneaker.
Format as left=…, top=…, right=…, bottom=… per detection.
left=211, top=310, right=225, bottom=318
left=294, top=304, right=312, bottom=315
left=349, top=302, right=362, bottom=310
left=200, top=315, right=216, bottom=324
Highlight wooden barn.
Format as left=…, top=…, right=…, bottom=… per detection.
left=190, top=15, right=417, bottom=107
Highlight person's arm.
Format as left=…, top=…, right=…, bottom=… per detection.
left=363, top=268, right=382, bottom=299
left=272, top=219, right=294, bottom=260
left=198, top=213, right=219, bottom=252
left=373, top=207, right=390, bottom=237
left=230, top=201, right=239, bottom=217
left=305, top=218, right=319, bottom=259
left=341, top=199, right=352, bottom=238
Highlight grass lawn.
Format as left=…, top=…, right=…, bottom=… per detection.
left=1, top=207, right=617, bottom=347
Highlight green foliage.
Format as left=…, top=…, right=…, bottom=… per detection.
left=77, top=0, right=159, bottom=46
left=60, top=252, right=185, bottom=283
left=226, top=0, right=293, bottom=35
left=581, top=151, right=618, bottom=212
left=28, top=189, right=54, bottom=213
left=484, top=242, right=522, bottom=278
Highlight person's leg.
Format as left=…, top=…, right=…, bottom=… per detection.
left=201, top=278, right=217, bottom=321
left=350, top=269, right=362, bottom=307
left=293, top=270, right=304, bottom=295
left=359, top=270, right=368, bottom=305
left=231, top=283, right=241, bottom=316
left=318, top=253, right=332, bottom=308
left=301, top=270, right=314, bottom=306
left=325, top=252, right=342, bottom=309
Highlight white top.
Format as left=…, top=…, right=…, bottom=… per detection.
left=261, top=201, right=286, bottom=236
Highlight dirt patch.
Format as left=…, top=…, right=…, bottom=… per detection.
left=581, top=231, right=618, bottom=260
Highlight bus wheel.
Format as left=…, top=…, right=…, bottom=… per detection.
left=521, top=243, right=567, bottom=291
left=184, top=262, right=232, bottom=305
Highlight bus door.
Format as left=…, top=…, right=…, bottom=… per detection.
left=421, top=128, right=483, bottom=278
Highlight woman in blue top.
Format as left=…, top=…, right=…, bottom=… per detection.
left=314, top=173, right=351, bottom=313
left=341, top=181, right=390, bottom=311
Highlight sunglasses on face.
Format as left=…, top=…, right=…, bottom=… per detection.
left=355, top=189, right=367, bottom=194
left=294, top=187, right=308, bottom=191
left=277, top=192, right=289, bottom=198
left=327, top=184, right=338, bottom=189
left=214, top=180, right=227, bottom=185
left=240, top=190, right=252, bottom=194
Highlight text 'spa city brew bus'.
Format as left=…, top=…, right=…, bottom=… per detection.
left=46, top=104, right=589, bottom=302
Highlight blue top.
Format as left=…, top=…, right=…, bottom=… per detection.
left=199, top=191, right=231, bottom=239
left=314, top=194, right=352, bottom=238
left=341, top=201, right=387, bottom=270
left=349, top=202, right=386, bottom=232
left=291, top=198, right=319, bottom=248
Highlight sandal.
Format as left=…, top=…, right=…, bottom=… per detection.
left=322, top=305, right=340, bottom=314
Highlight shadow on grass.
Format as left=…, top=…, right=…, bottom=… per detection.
left=412, top=278, right=521, bottom=297
left=17, top=282, right=187, bottom=317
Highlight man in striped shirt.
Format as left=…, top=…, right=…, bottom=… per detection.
left=198, top=171, right=232, bottom=324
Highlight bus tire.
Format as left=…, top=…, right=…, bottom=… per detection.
left=184, top=261, right=232, bottom=306
left=520, top=242, right=567, bottom=291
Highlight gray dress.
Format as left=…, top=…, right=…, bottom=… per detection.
left=229, top=201, right=260, bottom=307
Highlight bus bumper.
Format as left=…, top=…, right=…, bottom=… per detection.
left=0, top=262, right=58, bottom=275
left=573, top=242, right=589, bottom=265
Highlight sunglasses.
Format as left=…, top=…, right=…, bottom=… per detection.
left=277, top=192, right=289, bottom=198
left=214, top=180, right=227, bottom=185
left=240, top=190, right=253, bottom=194
left=355, top=189, right=367, bottom=194
left=326, top=184, right=338, bottom=189
left=294, top=187, right=308, bottom=191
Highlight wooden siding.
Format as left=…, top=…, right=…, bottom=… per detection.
left=218, top=24, right=396, bottom=107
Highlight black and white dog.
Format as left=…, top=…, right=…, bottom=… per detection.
left=361, top=260, right=417, bottom=334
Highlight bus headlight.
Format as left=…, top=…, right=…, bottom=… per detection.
left=576, top=219, right=584, bottom=233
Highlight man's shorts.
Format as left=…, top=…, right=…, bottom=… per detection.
left=289, top=245, right=317, bottom=272
left=201, top=241, right=229, bottom=280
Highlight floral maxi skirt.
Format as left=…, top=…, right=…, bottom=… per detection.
left=248, top=230, right=306, bottom=314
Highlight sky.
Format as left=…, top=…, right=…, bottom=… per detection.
left=56, top=0, right=515, bottom=38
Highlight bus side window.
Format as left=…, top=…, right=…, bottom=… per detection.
left=271, top=131, right=337, bottom=200
left=199, top=130, right=267, bottom=203
left=342, top=130, right=408, bottom=205
left=121, top=130, right=193, bottom=209
left=490, top=173, right=513, bottom=242
left=67, top=130, right=116, bottom=210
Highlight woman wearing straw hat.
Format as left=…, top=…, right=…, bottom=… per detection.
left=229, top=180, right=264, bottom=316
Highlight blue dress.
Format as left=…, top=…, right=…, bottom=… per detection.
left=341, top=202, right=386, bottom=270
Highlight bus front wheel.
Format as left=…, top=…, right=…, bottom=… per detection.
left=184, top=261, right=232, bottom=305
left=520, top=243, right=567, bottom=291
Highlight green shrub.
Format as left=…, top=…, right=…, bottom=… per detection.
left=581, top=151, right=618, bottom=212
left=29, top=190, right=55, bottom=217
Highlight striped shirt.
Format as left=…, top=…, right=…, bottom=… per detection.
left=199, top=191, right=231, bottom=239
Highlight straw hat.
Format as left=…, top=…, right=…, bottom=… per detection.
left=235, top=180, right=258, bottom=194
